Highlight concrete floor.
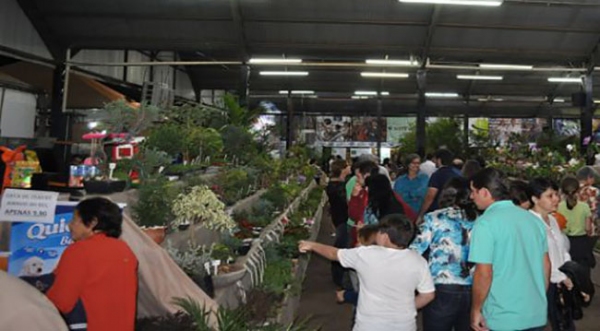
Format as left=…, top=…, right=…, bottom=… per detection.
left=297, top=212, right=600, bottom=331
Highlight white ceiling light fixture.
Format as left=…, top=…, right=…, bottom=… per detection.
left=399, top=0, right=503, bottom=6
left=260, top=71, right=309, bottom=76
left=361, top=72, right=409, bottom=78
left=553, top=98, right=565, bottom=103
left=457, top=75, right=503, bottom=81
left=595, top=100, right=600, bottom=104
left=352, top=96, right=369, bottom=100
left=354, top=91, right=379, bottom=96
left=278, top=90, right=315, bottom=95
left=249, top=58, right=302, bottom=64
left=354, top=91, right=389, bottom=96
left=479, top=63, right=533, bottom=70
left=366, top=59, right=419, bottom=67
left=548, top=77, right=582, bottom=83
left=426, top=92, right=459, bottom=98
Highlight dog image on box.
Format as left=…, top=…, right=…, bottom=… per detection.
left=20, top=256, right=45, bottom=276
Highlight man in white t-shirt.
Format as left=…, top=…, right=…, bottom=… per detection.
left=299, top=214, right=435, bottom=331
left=419, top=153, right=437, bottom=177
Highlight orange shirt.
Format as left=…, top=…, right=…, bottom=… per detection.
left=47, top=233, right=138, bottom=331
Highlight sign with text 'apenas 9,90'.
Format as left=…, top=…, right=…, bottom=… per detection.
left=0, top=189, right=59, bottom=224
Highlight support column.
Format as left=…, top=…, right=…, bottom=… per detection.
left=416, top=70, right=427, bottom=157
left=376, top=97, right=383, bottom=157
left=581, top=74, right=594, bottom=164
left=286, top=95, right=294, bottom=151
left=239, top=64, right=250, bottom=107
left=50, top=53, right=71, bottom=174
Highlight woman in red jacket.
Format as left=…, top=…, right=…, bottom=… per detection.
left=47, top=197, right=138, bottom=331
left=349, top=172, right=417, bottom=227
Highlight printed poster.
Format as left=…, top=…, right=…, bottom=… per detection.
left=316, top=116, right=353, bottom=142
left=553, top=119, right=579, bottom=137
left=8, top=202, right=77, bottom=277
left=387, top=118, right=415, bottom=143
left=353, top=117, right=387, bottom=142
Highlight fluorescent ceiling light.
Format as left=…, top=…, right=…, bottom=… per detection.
left=352, top=96, right=369, bottom=100
left=595, top=100, right=600, bottom=104
left=366, top=59, right=418, bottom=67
left=479, top=63, right=533, bottom=70
left=399, top=0, right=503, bottom=6
left=548, top=77, right=582, bottom=83
left=361, top=72, right=409, bottom=78
left=249, top=58, right=302, bottom=64
left=426, top=92, right=459, bottom=98
left=477, top=98, right=504, bottom=102
left=457, top=75, right=503, bottom=81
left=354, top=91, right=389, bottom=96
left=260, top=71, right=309, bottom=76
left=355, top=91, right=378, bottom=96
left=553, top=98, right=565, bottom=103
left=278, top=90, right=314, bottom=95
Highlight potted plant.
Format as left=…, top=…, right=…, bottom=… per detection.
left=171, top=185, right=236, bottom=246
left=83, top=100, right=161, bottom=194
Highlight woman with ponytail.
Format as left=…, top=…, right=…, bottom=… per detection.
left=558, top=176, right=595, bottom=269
left=559, top=177, right=592, bottom=237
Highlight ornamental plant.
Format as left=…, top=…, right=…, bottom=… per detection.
left=171, top=185, right=236, bottom=244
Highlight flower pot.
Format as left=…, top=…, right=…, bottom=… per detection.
left=211, top=264, right=246, bottom=289
left=191, top=274, right=215, bottom=298
left=142, top=227, right=167, bottom=245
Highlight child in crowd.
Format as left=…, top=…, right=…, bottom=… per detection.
left=336, top=224, right=379, bottom=305
left=299, top=214, right=435, bottom=331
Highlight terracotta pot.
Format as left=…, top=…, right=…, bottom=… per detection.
left=142, top=227, right=167, bottom=245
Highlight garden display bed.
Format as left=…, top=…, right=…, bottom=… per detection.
left=213, top=181, right=318, bottom=308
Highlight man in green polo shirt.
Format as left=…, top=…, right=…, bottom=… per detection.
left=469, top=168, right=550, bottom=331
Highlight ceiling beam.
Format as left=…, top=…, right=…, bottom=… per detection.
left=16, top=0, right=66, bottom=60
left=420, top=6, right=441, bottom=68
left=229, top=0, right=250, bottom=61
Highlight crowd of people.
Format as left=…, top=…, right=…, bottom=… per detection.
left=301, top=149, right=598, bottom=331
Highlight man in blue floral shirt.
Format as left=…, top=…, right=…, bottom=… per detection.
left=410, top=177, right=477, bottom=331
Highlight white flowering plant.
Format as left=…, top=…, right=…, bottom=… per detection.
left=171, top=185, right=236, bottom=236
left=165, top=240, right=213, bottom=278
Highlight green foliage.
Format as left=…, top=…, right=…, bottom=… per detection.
left=165, top=104, right=227, bottom=130
left=260, top=255, right=294, bottom=296
left=173, top=296, right=317, bottom=331
left=191, top=127, right=223, bottom=160
left=115, top=148, right=171, bottom=184
left=133, top=176, right=181, bottom=227
left=100, top=100, right=161, bottom=137
left=221, top=125, right=257, bottom=165
left=398, top=118, right=464, bottom=156
left=145, top=124, right=184, bottom=157
left=216, top=167, right=252, bottom=205
left=223, top=93, right=263, bottom=129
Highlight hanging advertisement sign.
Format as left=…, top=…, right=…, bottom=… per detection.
left=316, top=116, right=353, bottom=142
left=7, top=202, right=77, bottom=277
left=387, top=118, right=415, bottom=143
left=353, top=117, right=387, bottom=142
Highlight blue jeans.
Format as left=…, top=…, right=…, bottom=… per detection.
left=423, top=284, right=471, bottom=331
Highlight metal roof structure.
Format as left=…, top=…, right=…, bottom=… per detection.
left=16, top=0, right=600, bottom=117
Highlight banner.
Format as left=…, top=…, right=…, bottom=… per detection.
left=353, top=117, right=387, bottom=142
left=316, top=116, right=352, bottom=142
left=8, top=202, right=77, bottom=277
left=387, top=118, right=415, bottom=143
left=488, top=118, right=546, bottom=145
